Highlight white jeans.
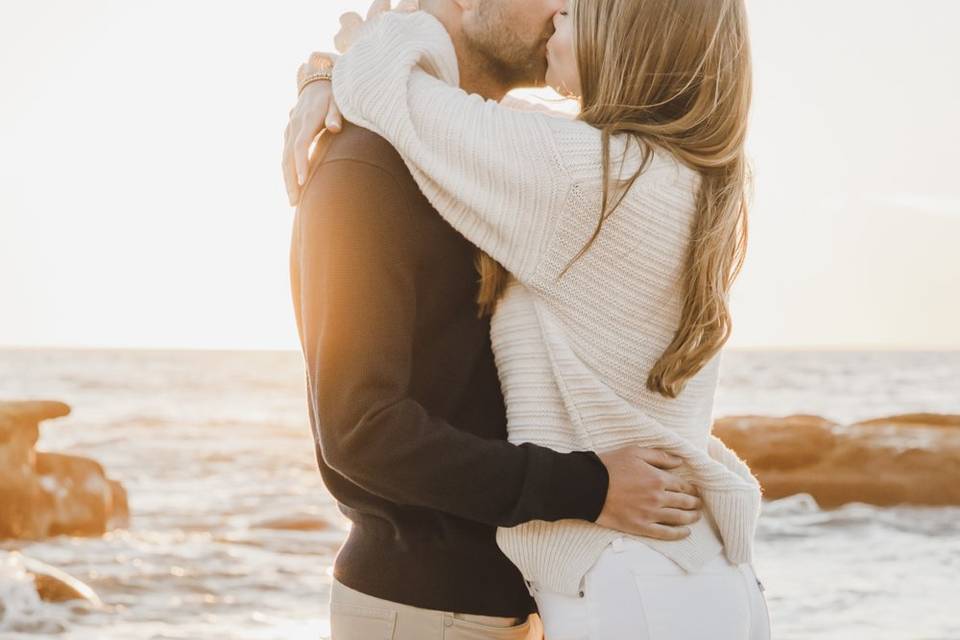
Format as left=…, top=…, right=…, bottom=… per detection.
left=528, top=537, right=772, bottom=640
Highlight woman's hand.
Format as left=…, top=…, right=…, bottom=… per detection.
left=335, top=0, right=420, bottom=53
left=282, top=0, right=420, bottom=206
left=283, top=57, right=339, bottom=205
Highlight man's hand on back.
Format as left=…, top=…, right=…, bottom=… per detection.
left=595, top=446, right=703, bottom=540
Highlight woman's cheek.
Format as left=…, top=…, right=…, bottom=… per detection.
left=545, top=45, right=561, bottom=93
left=560, top=44, right=580, bottom=96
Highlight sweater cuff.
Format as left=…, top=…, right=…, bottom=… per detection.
left=530, top=446, right=609, bottom=523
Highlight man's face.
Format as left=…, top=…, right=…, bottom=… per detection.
left=461, top=0, right=564, bottom=88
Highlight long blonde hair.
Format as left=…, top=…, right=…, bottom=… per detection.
left=476, top=0, right=753, bottom=399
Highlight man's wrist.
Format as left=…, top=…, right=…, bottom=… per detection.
left=525, top=445, right=610, bottom=523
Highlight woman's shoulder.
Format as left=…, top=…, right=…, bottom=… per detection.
left=565, top=132, right=700, bottom=201
left=622, top=137, right=700, bottom=188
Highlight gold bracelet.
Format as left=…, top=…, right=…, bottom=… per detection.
left=297, top=68, right=333, bottom=96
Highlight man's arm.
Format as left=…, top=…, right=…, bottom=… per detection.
left=290, top=156, right=609, bottom=528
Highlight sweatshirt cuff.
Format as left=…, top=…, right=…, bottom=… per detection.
left=528, top=445, right=609, bottom=523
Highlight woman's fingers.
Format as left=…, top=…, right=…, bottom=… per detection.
left=326, top=101, right=343, bottom=134
left=289, top=80, right=335, bottom=186
left=339, top=11, right=363, bottom=29
left=335, top=12, right=363, bottom=53
left=282, top=124, right=301, bottom=206
left=366, top=0, right=392, bottom=21
left=294, top=129, right=316, bottom=188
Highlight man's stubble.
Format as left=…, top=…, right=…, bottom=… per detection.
left=462, top=0, right=553, bottom=90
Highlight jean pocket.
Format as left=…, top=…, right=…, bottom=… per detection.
left=632, top=571, right=751, bottom=639
left=447, top=613, right=531, bottom=639
left=330, top=601, right=397, bottom=640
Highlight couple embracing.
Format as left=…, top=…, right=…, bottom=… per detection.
left=284, top=0, right=769, bottom=638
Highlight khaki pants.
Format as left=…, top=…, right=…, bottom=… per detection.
left=329, top=577, right=543, bottom=640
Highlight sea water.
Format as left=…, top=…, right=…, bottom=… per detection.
left=1, top=348, right=958, bottom=640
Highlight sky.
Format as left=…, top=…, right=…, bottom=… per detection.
left=1, top=1, right=958, bottom=351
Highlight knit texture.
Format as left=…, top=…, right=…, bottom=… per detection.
left=333, top=10, right=764, bottom=597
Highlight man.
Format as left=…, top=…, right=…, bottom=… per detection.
left=284, top=1, right=704, bottom=637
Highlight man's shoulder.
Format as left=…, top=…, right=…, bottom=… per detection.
left=297, top=122, right=427, bottom=238
left=313, top=122, right=413, bottom=187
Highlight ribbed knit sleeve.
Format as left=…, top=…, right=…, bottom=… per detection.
left=332, top=10, right=587, bottom=282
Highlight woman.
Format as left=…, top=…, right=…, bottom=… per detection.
left=297, top=1, right=769, bottom=637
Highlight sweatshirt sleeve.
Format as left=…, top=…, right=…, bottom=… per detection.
left=332, top=10, right=595, bottom=284
left=291, top=156, right=609, bottom=528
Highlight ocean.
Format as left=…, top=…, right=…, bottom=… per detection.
left=1, top=348, right=958, bottom=639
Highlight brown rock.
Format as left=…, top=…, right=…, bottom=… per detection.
left=713, top=414, right=960, bottom=509
left=0, top=402, right=66, bottom=539
left=0, top=400, right=128, bottom=540
left=36, top=452, right=130, bottom=536
left=19, top=554, right=102, bottom=605
left=713, top=415, right=839, bottom=471
left=252, top=516, right=332, bottom=531
left=0, top=401, right=71, bottom=428
left=852, top=413, right=960, bottom=428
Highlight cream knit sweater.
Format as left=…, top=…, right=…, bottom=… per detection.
left=333, top=10, right=764, bottom=597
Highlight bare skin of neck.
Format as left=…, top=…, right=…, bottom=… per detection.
left=420, top=0, right=512, bottom=102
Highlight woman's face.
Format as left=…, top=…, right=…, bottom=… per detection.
left=545, top=2, right=582, bottom=98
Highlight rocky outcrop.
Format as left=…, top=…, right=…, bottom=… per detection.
left=713, top=413, right=960, bottom=508
left=0, top=401, right=128, bottom=540
left=3, top=397, right=957, bottom=538
left=0, top=550, right=101, bottom=612
left=20, top=553, right=102, bottom=604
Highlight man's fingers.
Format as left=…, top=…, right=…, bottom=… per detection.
left=654, top=506, right=702, bottom=527
left=661, top=473, right=699, bottom=497
left=637, top=446, right=684, bottom=469
left=326, top=101, right=343, bottom=133
left=366, top=0, right=391, bottom=20
left=661, top=489, right=702, bottom=510
left=639, top=522, right=692, bottom=541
